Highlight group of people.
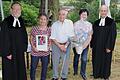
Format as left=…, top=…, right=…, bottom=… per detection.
left=0, top=1, right=117, bottom=80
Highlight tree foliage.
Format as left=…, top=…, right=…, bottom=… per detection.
left=21, top=1, right=39, bottom=26
left=66, top=0, right=99, bottom=23
left=1, top=0, right=119, bottom=29
left=110, top=0, right=120, bottom=22
left=64, top=0, right=119, bottom=23
left=21, top=0, right=40, bottom=8
left=2, top=1, right=39, bottom=26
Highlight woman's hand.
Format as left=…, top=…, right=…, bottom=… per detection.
left=33, top=46, right=39, bottom=52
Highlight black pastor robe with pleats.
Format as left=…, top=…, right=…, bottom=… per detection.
left=91, top=17, right=117, bottom=79
left=0, top=15, right=28, bottom=80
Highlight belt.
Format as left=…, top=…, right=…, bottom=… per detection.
left=59, top=42, right=67, bottom=45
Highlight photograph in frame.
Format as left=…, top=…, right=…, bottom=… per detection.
left=36, top=35, right=48, bottom=51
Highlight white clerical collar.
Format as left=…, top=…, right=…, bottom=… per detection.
left=13, top=17, right=21, bottom=27
left=99, top=17, right=106, bottom=26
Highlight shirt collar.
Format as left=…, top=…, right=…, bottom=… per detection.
left=58, top=19, right=67, bottom=23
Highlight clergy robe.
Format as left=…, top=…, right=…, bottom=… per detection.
left=91, top=17, right=117, bottom=79
left=0, top=15, right=28, bottom=80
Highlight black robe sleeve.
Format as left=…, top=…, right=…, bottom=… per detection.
left=19, top=17, right=28, bottom=52
left=0, top=19, right=11, bottom=57
left=90, top=22, right=96, bottom=48
left=22, top=26, right=28, bottom=52
left=105, top=21, right=117, bottom=51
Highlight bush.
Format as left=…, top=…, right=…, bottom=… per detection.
left=3, top=1, right=39, bottom=26
left=3, top=1, right=11, bottom=17
left=21, top=2, right=39, bottom=26
left=67, top=10, right=79, bottom=23
left=116, top=23, right=120, bottom=30
left=66, top=0, right=99, bottom=24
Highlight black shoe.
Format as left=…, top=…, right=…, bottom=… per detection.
left=90, top=74, right=93, bottom=76
left=61, top=78, right=67, bottom=80
left=73, top=73, right=78, bottom=75
left=81, top=75, right=87, bottom=80
left=51, top=78, right=58, bottom=80
left=104, top=78, right=109, bottom=80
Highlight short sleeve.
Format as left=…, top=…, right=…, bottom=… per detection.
left=50, top=23, right=57, bottom=40
left=68, top=20, right=75, bottom=37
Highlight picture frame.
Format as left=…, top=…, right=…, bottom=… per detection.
left=36, top=35, right=48, bottom=51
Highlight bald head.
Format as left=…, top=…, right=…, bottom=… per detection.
left=100, top=5, right=108, bottom=18
left=59, top=9, right=68, bottom=15
left=58, top=9, right=68, bottom=22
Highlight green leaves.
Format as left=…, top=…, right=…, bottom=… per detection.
left=66, top=0, right=99, bottom=23
left=3, top=1, right=39, bottom=26
left=22, top=2, right=39, bottom=26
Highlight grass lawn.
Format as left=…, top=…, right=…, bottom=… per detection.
left=117, top=32, right=120, bottom=38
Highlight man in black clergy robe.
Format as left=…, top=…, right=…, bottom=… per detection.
left=91, top=5, right=117, bottom=80
left=0, top=2, right=28, bottom=80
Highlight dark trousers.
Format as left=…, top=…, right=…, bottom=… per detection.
left=73, top=47, right=88, bottom=77
left=30, top=55, right=49, bottom=80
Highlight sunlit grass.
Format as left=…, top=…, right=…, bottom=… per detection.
left=117, top=32, right=120, bottom=38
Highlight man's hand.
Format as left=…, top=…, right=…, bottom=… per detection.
left=52, top=39, right=66, bottom=53
left=7, top=54, right=12, bottom=60
left=106, top=48, right=111, bottom=53
left=58, top=44, right=66, bottom=52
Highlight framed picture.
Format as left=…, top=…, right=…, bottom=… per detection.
left=36, top=35, right=48, bottom=51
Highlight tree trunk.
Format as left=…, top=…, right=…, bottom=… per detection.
left=39, top=0, right=46, bottom=13
left=39, top=0, right=59, bottom=25
left=48, top=0, right=59, bottom=21
left=0, top=0, right=4, bottom=20
left=101, top=0, right=105, bottom=5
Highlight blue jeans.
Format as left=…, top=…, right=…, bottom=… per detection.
left=30, top=55, right=49, bottom=80
left=73, top=47, right=88, bottom=77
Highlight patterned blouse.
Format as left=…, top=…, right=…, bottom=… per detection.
left=30, top=26, right=51, bottom=56
left=73, top=20, right=93, bottom=49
